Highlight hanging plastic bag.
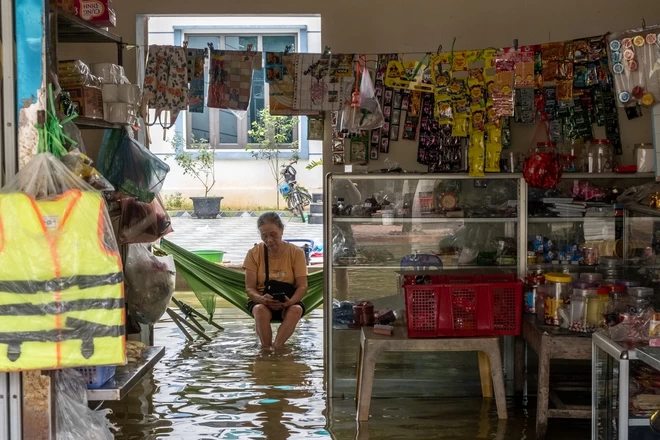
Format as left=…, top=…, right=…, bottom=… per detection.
left=523, top=143, right=562, bottom=189
left=340, top=66, right=385, bottom=133
left=56, top=369, right=116, bottom=440
left=98, top=128, right=170, bottom=203
left=118, top=194, right=173, bottom=244
left=61, top=149, right=114, bottom=192
left=125, top=244, right=175, bottom=325
left=0, top=153, right=125, bottom=371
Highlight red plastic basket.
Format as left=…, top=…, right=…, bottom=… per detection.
left=404, top=274, right=523, bottom=338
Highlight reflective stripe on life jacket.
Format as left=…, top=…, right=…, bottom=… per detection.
left=0, top=190, right=126, bottom=371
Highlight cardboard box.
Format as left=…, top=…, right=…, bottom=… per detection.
left=65, top=86, right=104, bottom=120
left=56, top=0, right=76, bottom=13
left=74, top=0, right=116, bottom=27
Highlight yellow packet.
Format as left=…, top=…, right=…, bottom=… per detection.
left=452, top=116, right=470, bottom=137
left=469, top=130, right=485, bottom=177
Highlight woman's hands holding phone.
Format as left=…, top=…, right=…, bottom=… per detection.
left=261, top=294, right=285, bottom=310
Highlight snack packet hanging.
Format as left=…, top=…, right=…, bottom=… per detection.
left=468, top=130, right=485, bottom=177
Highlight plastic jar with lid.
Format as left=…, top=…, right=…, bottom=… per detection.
left=570, top=289, right=599, bottom=332
left=587, top=287, right=610, bottom=326
left=634, top=143, right=655, bottom=173
left=616, top=280, right=641, bottom=290
left=545, top=273, right=573, bottom=299
left=604, top=284, right=628, bottom=314
left=588, top=139, right=615, bottom=173
left=574, top=281, right=599, bottom=290
left=626, top=287, right=654, bottom=313
left=543, top=273, right=572, bottom=325
left=580, top=273, right=603, bottom=284
left=559, top=142, right=578, bottom=172
left=524, top=276, right=545, bottom=314
left=535, top=288, right=546, bottom=323
left=535, top=142, right=557, bottom=155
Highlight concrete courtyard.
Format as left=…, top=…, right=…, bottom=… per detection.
left=166, top=215, right=324, bottom=265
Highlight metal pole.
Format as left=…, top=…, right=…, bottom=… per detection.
left=1, top=0, right=16, bottom=181
left=8, top=373, right=21, bottom=440
left=0, top=374, right=8, bottom=439
left=323, top=172, right=332, bottom=398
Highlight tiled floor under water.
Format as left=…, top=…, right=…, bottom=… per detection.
left=105, top=309, right=590, bottom=440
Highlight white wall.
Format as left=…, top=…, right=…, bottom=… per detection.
left=71, top=0, right=660, bottom=182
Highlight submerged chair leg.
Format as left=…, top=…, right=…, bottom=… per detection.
left=166, top=308, right=212, bottom=342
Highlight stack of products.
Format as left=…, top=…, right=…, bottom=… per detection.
left=58, top=60, right=103, bottom=120
left=542, top=197, right=587, bottom=217
left=91, top=63, right=139, bottom=125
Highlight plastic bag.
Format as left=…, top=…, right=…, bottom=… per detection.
left=56, top=369, right=116, bottom=440
left=340, top=66, right=385, bottom=133
left=0, top=153, right=126, bottom=371
left=118, top=194, right=173, bottom=244
left=125, top=244, right=175, bottom=324
left=98, top=128, right=170, bottom=203
left=61, top=149, right=114, bottom=192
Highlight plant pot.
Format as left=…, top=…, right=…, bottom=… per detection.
left=190, top=197, right=223, bottom=219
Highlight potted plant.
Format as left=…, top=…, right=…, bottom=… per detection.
left=170, top=133, right=222, bottom=219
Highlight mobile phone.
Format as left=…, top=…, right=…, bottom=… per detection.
left=272, top=292, right=287, bottom=303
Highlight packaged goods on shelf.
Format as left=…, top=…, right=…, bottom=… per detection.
left=65, top=85, right=104, bottom=120
left=74, top=0, right=117, bottom=27
left=92, top=63, right=128, bottom=85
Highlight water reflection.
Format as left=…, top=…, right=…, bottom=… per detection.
left=107, top=311, right=589, bottom=440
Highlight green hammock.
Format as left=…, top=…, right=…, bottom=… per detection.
left=160, top=239, right=324, bottom=319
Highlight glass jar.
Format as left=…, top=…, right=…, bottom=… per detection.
left=545, top=273, right=573, bottom=299
left=587, top=287, right=610, bottom=326
left=559, top=141, right=578, bottom=172
left=543, top=273, right=573, bottom=326
left=598, top=257, right=624, bottom=281
left=616, top=280, right=641, bottom=290
left=626, top=287, right=654, bottom=313
left=588, top=139, right=615, bottom=173
left=570, top=138, right=588, bottom=172
left=634, top=143, right=655, bottom=173
left=582, top=247, right=599, bottom=265
left=605, top=284, right=629, bottom=314
left=579, top=272, right=603, bottom=285
left=524, top=276, right=545, bottom=314
left=570, top=289, right=598, bottom=332
left=574, top=281, right=599, bottom=290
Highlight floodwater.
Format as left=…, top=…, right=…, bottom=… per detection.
left=105, top=308, right=590, bottom=440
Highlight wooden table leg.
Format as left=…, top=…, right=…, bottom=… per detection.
left=356, top=342, right=378, bottom=422
left=536, top=338, right=550, bottom=439
left=478, top=351, right=493, bottom=398
left=485, top=342, right=508, bottom=420
left=514, top=336, right=524, bottom=395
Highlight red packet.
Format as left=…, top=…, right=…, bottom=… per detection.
left=75, top=0, right=116, bottom=27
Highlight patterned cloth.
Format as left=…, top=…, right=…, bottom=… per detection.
left=207, top=50, right=262, bottom=111
left=185, top=48, right=206, bottom=114
left=143, top=45, right=189, bottom=129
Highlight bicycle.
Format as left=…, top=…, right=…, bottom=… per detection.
left=279, top=159, right=313, bottom=223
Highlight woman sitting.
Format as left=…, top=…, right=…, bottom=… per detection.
left=243, top=212, right=307, bottom=351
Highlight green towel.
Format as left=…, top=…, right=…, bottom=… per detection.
left=160, top=239, right=323, bottom=319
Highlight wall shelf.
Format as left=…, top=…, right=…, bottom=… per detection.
left=56, top=10, right=122, bottom=44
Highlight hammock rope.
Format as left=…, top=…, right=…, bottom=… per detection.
left=161, top=239, right=324, bottom=319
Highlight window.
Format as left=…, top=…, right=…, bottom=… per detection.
left=184, top=32, right=299, bottom=150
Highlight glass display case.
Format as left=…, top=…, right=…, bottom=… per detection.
left=323, top=172, right=658, bottom=400
left=592, top=333, right=660, bottom=440
left=525, top=174, right=655, bottom=278
left=323, top=173, right=525, bottom=399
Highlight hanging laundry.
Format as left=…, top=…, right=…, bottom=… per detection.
left=293, top=53, right=355, bottom=113
left=185, top=48, right=206, bottom=114
left=207, top=50, right=262, bottom=111
left=143, top=45, right=189, bottom=130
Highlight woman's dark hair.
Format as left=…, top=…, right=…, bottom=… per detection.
left=257, top=212, right=284, bottom=230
